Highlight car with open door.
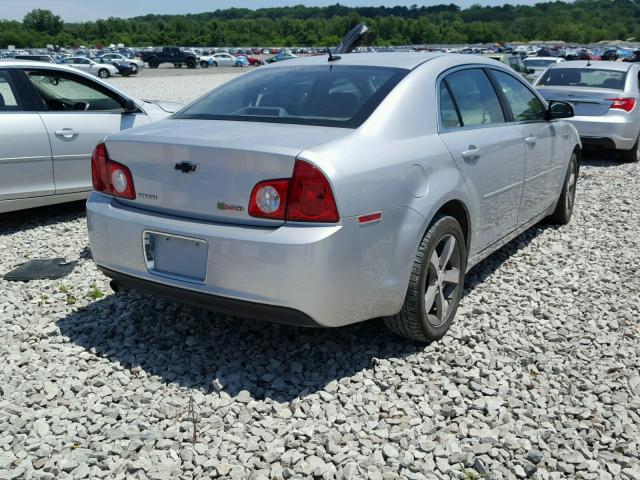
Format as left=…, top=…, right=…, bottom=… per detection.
left=535, top=60, right=640, bottom=162
left=87, top=35, right=581, bottom=343
left=0, top=61, right=182, bottom=213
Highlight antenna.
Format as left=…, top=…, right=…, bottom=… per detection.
left=327, top=47, right=341, bottom=62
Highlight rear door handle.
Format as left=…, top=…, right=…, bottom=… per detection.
left=461, top=146, right=481, bottom=160
left=55, top=128, right=79, bottom=138
left=525, top=136, right=537, bottom=145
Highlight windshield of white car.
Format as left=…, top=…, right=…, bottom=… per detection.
left=524, top=59, right=557, bottom=68
left=537, top=68, right=627, bottom=89
left=174, top=65, right=408, bottom=128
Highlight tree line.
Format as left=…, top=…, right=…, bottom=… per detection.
left=2, top=1, right=640, bottom=49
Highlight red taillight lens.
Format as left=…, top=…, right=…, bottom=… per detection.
left=248, top=179, right=290, bottom=219
left=91, top=143, right=136, bottom=199
left=286, top=160, right=339, bottom=223
left=247, top=160, right=339, bottom=223
left=607, top=97, right=636, bottom=112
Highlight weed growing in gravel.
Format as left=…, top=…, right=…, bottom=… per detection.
left=66, top=294, right=77, bottom=305
left=58, top=284, right=69, bottom=294
left=87, top=284, right=104, bottom=300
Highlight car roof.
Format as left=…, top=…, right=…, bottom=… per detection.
left=551, top=60, right=633, bottom=71
left=525, top=57, right=561, bottom=61
left=265, top=52, right=445, bottom=70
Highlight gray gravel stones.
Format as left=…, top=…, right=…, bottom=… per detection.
left=1, top=96, right=639, bottom=480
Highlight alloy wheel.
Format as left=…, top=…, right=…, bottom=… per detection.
left=424, top=234, right=462, bottom=328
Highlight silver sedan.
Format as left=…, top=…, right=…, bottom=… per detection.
left=0, top=61, right=181, bottom=213
left=87, top=53, right=581, bottom=342
left=535, top=60, right=640, bottom=162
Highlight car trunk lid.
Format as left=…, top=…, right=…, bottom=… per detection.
left=105, top=119, right=351, bottom=226
left=537, top=87, right=623, bottom=116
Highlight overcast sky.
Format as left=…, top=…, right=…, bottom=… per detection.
left=2, top=0, right=538, bottom=22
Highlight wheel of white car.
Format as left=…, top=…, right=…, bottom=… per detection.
left=546, top=151, right=578, bottom=225
left=621, top=134, right=640, bottom=163
left=98, top=69, right=110, bottom=79
left=384, top=215, right=466, bottom=343
left=200, top=61, right=209, bottom=68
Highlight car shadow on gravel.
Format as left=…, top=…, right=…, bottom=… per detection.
left=0, top=201, right=86, bottom=236
left=57, top=221, right=554, bottom=402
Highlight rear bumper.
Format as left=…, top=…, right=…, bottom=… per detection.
left=87, top=193, right=422, bottom=327
left=101, top=267, right=319, bottom=327
left=568, top=116, right=639, bottom=150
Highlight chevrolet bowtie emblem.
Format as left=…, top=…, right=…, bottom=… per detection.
left=174, top=161, right=199, bottom=173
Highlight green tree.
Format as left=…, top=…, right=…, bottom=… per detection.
left=23, top=9, right=63, bottom=35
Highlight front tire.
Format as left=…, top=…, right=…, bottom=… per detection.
left=384, top=215, right=466, bottom=343
left=147, top=59, right=159, bottom=68
left=546, top=151, right=578, bottom=225
left=129, top=63, right=139, bottom=74
left=98, top=69, right=110, bottom=79
left=621, top=135, right=640, bottom=163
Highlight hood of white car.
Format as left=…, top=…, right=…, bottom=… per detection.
left=140, top=100, right=184, bottom=121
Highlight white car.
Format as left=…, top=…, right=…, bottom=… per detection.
left=59, top=56, right=119, bottom=78
left=0, top=61, right=182, bottom=213
left=101, top=53, right=145, bottom=74
left=200, top=53, right=236, bottom=68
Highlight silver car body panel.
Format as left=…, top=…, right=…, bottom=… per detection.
left=87, top=53, right=580, bottom=327
left=0, top=61, right=181, bottom=213
left=535, top=60, right=640, bottom=150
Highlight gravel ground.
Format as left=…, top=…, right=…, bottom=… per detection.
left=1, top=125, right=639, bottom=478
left=107, top=69, right=243, bottom=103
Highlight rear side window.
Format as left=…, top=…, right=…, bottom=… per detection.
left=439, top=83, right=461, bottom=128
left=175, top=65, right=408, bottom=128
left=0, top=71, right=20, bottom=111
left=538, top=68, right=627, bottom=89
left=444, top=69, right=505, bottom=127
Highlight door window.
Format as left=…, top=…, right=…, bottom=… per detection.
left=0, top=71, right=20, bottom=111
left=492, top=70, right=545, bottom=122
left=508, top=56, right=525, bottom=73
left=444, top=69, right=505, bottom=127
left=26, top=71, right=123, bottom=112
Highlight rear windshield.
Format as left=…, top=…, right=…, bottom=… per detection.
left=537, top=68, right=627, bottom=89
left=524, top=59, right=557, bottom=68
left=174, top=65, right=408, bottom=128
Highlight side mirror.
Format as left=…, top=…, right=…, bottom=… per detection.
left=547, top=100, right=574, bottom=120
left=123, top=98, right=138, bottom=114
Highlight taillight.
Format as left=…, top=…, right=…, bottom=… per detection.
left=287, top=160, right=339, bottom=223
left=248, top=160, right=339, bottom=223
left=91, top=143, right=136, bottom=199
left=607, top=97, right=636, bottom=112
left=248, top=179, right=289, bottom=220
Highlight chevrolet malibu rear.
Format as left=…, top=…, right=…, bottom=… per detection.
left=535, top=60, right=640, bottom=162
left=87, top=53, right=580, bottom=342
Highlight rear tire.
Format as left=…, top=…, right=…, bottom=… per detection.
left=384, top=215, right=466, bottom=343
left=546, top=151, right=578, bottom=225
left=174, top=63, right=182, bottom=69
left=186, top=59, right=196, bottom=69
left=200, top=61, right=209, bottom=68
left=621, top=135, right=640, bottom=162
left=148, top=59, right=159, bottom=68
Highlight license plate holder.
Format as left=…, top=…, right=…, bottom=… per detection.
left=143, top=231, right=208, bottom=284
